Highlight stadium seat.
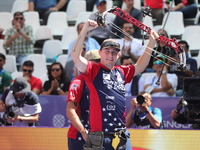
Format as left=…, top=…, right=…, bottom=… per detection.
left=4, top=55, right=18, bottom=74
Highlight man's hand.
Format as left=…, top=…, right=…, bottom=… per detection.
left=130, top=98, right=137, bottom=109
left=51, top=80, right=59, bottom=90
left=171, top=109, right=179, bottom=119
left=84, top=19, right=98, bottom=32
left=49, top=7, right=58, bottom=11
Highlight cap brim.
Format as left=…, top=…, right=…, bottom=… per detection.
left=11, top=83, right=31, bottom=93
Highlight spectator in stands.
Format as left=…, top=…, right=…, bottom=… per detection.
left=88, top=0, right=111, bottom=44
left=22, top=60, right=42, bottom=95
left=168, top=40, right=198, bottom=96
left=4, top=12, right=34, bottom=66
left=0, top=77, right=42, bottom=126
left=144, top=0, right=164, bottom=25
left=0, top=53, right=12, bottom=94
left=172, top=0, right=198, bottom=19
left=117, top=22, right=145, bottom=64
left=120, top=56, right=144, bottom=96
left=144, top=55, right=178, bottom=97
left=146, top=29, right=172, bottom=72
left=113, top=0, right=143, bottom=39
left=66, top=50, right=100, bottom=150
left=28, top=0, right=67, bottom=25
left=65, top=22, right=100, bottom=81
left=42, top=62, right=70, bottom=95
left=126, top=91, right=162, bottom=129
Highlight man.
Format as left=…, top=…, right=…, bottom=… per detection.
left=117, top=22, right=145, bottom=63
left=168, top=40, right=198, bottom=96
left=71, top=19, right=158, bottom=149
left=67, top=50, right=100, bottom=150
left=144, top=55, right=178, bottom=97
left=22, top=60, right=42, bottom=95
left=88, top=0, right=111, bottom=45
left=28, top=0, right=67, bottom=25
left=0, top=53, right=12, bottom=94
left=4, top=12, right=34, bottom=65
left=126, top=91, right=162, bottom=129
left=0, top=77, right=42, bottom=126
left=120, top=56, right=144, bottom=96
left=65, top=22, right=100, bottom=81
left=144, top=0, right=164, bottom=25
left=113, top=0, right=143, bottom=39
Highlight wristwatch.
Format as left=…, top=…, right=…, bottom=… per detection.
left=57, top=87, right=61, bottom=91
left=162, top=70, right=167, bottom=74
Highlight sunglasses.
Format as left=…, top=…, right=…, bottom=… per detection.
left=101, top=41, right=120, bottom=51
left=51, top=68, right=61, bottom=72
left=15, top=17, right=24, bottom=21
left=23, top=69, right=33, bottom=73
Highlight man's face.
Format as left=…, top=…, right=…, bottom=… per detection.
left=0, top=57, right=5, bottom=69
left=15, top=93, right=25, bottom=100
left=124, top=0, right=134, bottom=8
left=122, top=58, right=133, bottom=65
left=179, top=43, right=188, bottom=53
left=122, top=23, right=134, bottom=35
left=97, top=2, right=107, bottom=13
left=22, top=66, right=33, bottom=77
left=13, top=15, right=25, bottom=26
left=99, top=47, right=120, bottom=68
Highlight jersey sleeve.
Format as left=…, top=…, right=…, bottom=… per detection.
left=67, top=76, right=84, bottom=104
left=118, top=65, right=135, bottom=84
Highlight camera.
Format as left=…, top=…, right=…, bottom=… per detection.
left=0, top=104, right=16, bottom=126
left=136, top=95, right=145, bottom=105
left=175, top=75, right=200, bottom=128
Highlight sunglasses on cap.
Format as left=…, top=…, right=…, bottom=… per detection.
left=101, top=41, right=120, bottom=51
left=15, top=17, right=24, bottom=21
left=153, top=60, right=164, bottom=65
left=23, top=69, right=33, bottom=73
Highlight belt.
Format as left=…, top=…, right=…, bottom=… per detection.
left=104, top=132, right=117, bottom=138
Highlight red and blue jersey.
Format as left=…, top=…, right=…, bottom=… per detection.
left=83, top=61, right=135, bottom=132
left=67, top=75, right=90, bottom=140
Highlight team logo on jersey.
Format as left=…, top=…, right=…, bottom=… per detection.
left=70, top=83, right=78, bottom=90
left=103, top=73, right=110, bottom=80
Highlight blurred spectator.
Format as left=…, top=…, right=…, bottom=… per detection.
left=22, top=60, right=42, bottom=95
left=168, top=40, right=198, bottom=96
left=144, top=55, right=178, bottom=97
left=0, top=53, right=12, bottom=94
left=144, top=0, right=164, bottom=25
left=117, top=22, right=145, bottom=63
left=66, top=50, right=100, bottom=150
left=65, top=22, right=100, bottom=81
left=88, top=0, right=111, bottom=45
left=146, top=29, right=172, bottom=72
left=42, top=62, right=70, bottom=95
left=0, top=77, right=42, bottom=127
left=113, top=0, right=143, bottom=39
left=28, top=0, right=67, bottom=25
left=4, top=12, right=34, bottom=66
left=120, top=56, right=144, bottom=96
left=172, top=0, right=198, bottom=18
left=0, top=28, right=4, bottom=39
left=126, top=91, right=162, bottom=129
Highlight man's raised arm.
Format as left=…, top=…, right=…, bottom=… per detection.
left=71, top=20, right=98, bottom=74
